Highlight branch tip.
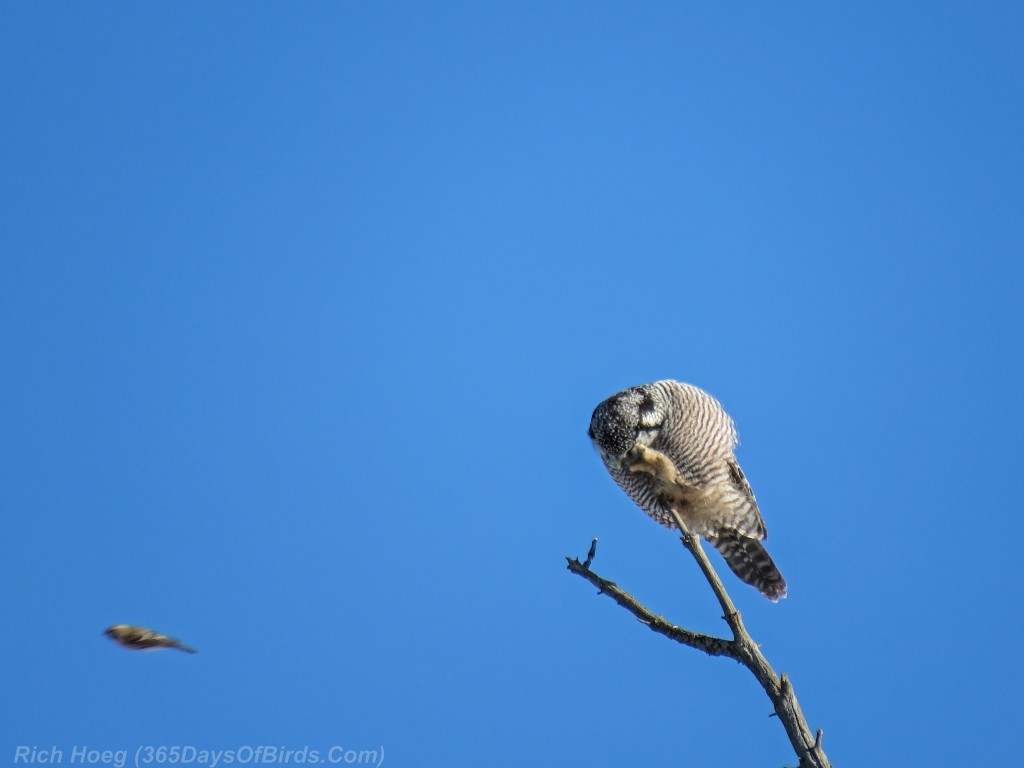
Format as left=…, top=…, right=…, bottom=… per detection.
left=583, top=538, right=598, bottom=569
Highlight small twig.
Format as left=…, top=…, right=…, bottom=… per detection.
left=583, top=538, right=598, bottom=569
left=565, top=557, right=736, bottom=658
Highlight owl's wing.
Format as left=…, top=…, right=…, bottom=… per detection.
left=725, top=457, right=767, bottom=539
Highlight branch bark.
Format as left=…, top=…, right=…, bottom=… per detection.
left=566, top=520, right=833, bottom=768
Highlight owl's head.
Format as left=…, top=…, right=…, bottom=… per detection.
left=589, top=385, right=666, bottom=465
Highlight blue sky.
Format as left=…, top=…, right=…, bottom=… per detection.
left=2, top=2, right=1022, bottom=765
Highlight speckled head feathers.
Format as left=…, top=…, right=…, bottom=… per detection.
left=589, top=383, right=668, bottom=462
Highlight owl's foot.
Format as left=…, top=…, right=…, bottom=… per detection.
left=626, top=444, right=681, bottom=486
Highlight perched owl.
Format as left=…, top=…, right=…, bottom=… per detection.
left=589, top=380, right=787, bottom=601
left=104, top=624, right=197, bottom=653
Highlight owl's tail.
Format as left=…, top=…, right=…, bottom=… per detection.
left=708, top=530, right=787, bottom=602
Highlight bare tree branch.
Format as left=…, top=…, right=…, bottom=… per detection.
left=565, top=557, right=735, bottom=658
left=566, top=523, right=833, bottom=768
